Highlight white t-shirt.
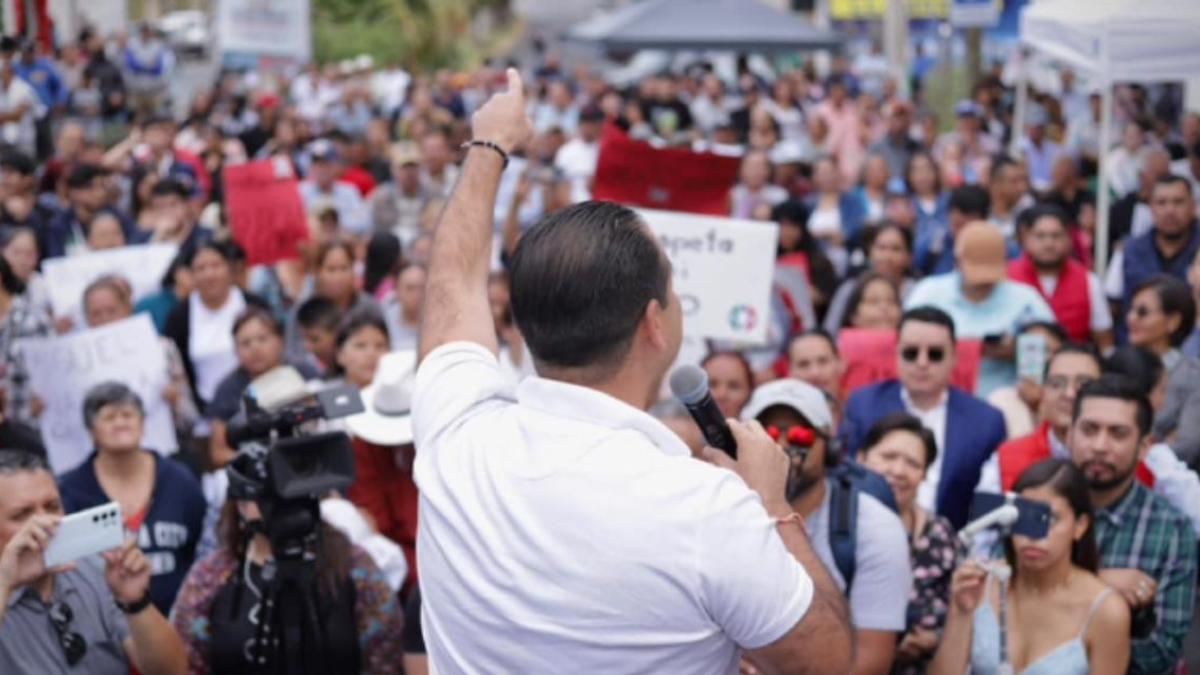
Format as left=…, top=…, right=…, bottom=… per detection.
left=188, top=290, right=245, bottom=403
left=0, top=77, right=39, bottom=156
left=554, top=137, right=599, bottom=204
left=1036, top=270, right=1113, bottom=332
left=413, top=342, right=814, bottom=673
left=805, top=481, right=911, bottom=632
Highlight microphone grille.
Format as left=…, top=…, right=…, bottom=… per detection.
left=669, top=365, right=709, bottom=405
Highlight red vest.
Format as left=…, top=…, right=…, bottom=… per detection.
left=998, top=422, right=1155, bottom=491
left=1007, top=255, right=1092, bottom=343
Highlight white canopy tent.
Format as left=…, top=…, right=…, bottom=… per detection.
left=1016, top=0, right=1200, bottom=274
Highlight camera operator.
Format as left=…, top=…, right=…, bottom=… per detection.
left=0, top=450, right=186, bottom=674
left=169, top=477, right=403, bottom=673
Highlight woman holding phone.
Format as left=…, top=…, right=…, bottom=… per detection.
left=928, top=459, right=1130, bottom=675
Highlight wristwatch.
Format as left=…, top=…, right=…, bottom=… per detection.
left=115, top=591, right=153, bottom=615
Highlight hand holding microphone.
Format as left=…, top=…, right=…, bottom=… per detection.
left=671, top=365, right=791, bottom=516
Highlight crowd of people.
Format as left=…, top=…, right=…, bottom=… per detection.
left=0, top=18, right=1194, bottom=674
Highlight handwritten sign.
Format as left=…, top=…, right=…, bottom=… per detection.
left=838, top=328, right=982, bottom=396
left=23, top=314, right=177, bottom=473
left=41, top=244, right=178, bottom=318
left=224, top=158, right=310, bottom=266
left=637, top=208, right=779, bottom=345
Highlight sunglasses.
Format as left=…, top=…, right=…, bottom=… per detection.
left=900, top=345, right=947, bottom=364
left=48, top=601, right=87, bottom=666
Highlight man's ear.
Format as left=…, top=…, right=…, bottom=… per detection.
left=643, top=299, right=668, bottom=351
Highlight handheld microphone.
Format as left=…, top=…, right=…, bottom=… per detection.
left=670, top=365, right=737, bottom=459
left=957, top=503, right=1020, bottom=548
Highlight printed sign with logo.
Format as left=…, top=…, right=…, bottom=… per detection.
left=637, top=209, right=778, bottom=344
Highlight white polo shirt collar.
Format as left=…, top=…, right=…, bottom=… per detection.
left=516, top=376, right=692, bottom=459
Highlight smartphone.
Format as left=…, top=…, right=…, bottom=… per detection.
left=982, top=333, right=1005, bottom=346
left=969, top=492, right=1051, bottom=540
left=1017, top=333, right=1048, bottom=384
left=43, top=502, right=125, bottom=569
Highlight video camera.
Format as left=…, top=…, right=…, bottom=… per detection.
left=225, top=366, right=364, bottom=551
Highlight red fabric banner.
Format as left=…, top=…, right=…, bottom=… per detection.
left=592, top=124, right=741, bottom=215
left=838, top=329, right=983, bottom=396
left=224, top=159, right=310, bottom=266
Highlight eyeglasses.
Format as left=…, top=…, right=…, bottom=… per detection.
left=900, top=346, right=947, bottom=364
left=1044, top=375, right=1095, bottom=392
left=48, top=601, right=86, bottom=666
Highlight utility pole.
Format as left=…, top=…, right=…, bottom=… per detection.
left=883, top=0, right=910, bottom=97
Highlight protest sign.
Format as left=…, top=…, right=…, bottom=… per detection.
left=41, top=243, right=178, bottom=318
left=637, top=209, right=778, bottom=345
left=838, top=328, right=983, bottom=396
left=594, top=124, right=741, bottom=215
left=224, top=158, right=310, bottom=266
left=23, top=314, right=177, bottom=473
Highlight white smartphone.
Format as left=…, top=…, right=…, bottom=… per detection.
left=1016, top=333, right=1048, bottom=384
left=44, top=502, right=125, bottom=569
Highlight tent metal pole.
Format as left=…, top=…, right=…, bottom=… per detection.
left=1010, top=50, right=1028, bottom=158
left=1095, top=80, right=1114, bottom=277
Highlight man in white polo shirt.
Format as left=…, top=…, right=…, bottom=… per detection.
left=412, top=68, right=852, bottom=674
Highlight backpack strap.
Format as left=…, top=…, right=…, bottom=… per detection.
left=828, top=473, right=859, bottom=592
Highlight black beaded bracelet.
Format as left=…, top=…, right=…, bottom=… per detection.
left=461, top=139, right=509, bottom=169
left=115, top=591, right=153, bottom=615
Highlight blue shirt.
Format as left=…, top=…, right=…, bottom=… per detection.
left=58, top=451, right=206, bottom=615
left=904, top=272, right=1055, bottom=396
left=13, top=57, right=66, bottom=109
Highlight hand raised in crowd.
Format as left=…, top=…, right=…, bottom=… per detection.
left=470, top=68, right=533, bottom=156
left=1100, top=567, right=1158, bottom=609
left=0, top=514, right=72, bottom=592
left=102, top=538, right=151, bottom=606
left=948, top=560, right=989, bottom=616
left=701, top=419, right=792, bottom=517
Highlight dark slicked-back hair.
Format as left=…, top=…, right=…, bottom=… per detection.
left=509, top=202, right=670, bottom=374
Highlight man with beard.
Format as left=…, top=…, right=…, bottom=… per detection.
left=744, top=379, right=910, bottom=675
left=1008, top=205, right=1114, bottom=349
left=1115, top=176, right=1200, bottom=324
left=1069, top=375, right=1196, bottom=674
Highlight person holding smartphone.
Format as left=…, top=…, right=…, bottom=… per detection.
left=0, top=450, right=186, bottom=674
left=928, top=458, right=1130, bottom=675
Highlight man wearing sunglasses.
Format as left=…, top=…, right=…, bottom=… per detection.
left=840, top=306, right=1007, bottom=529
left=0, top=450, right=186, bottom=674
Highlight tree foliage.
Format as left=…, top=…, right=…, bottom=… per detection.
left=313, top=0, right=511, bottom=68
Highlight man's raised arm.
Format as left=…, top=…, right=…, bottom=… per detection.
left=419, top=68, right=533, bottom=362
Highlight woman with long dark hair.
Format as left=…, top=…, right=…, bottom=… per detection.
left=929, top=459, right=1130, bottom=675
left=170, top=490, right=404, bottom=673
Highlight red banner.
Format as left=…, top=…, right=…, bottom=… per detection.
left=838, top=329, right=982, bottom=396
left=224, top=159, right=310, bottom=266
left=592, top=124, right=741, bottom=215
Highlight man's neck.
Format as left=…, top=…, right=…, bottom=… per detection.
left=1155, top=228, right=1193, bottom=259
left=1033, top=258, right=1066, bottom=276
left=907, top=387, right=945, bottom=412
left=540, top=364, right=660, bottom=412
left=1090, top=478, right=1135, bottom=510
left=791, top=477, right=828, bottom=519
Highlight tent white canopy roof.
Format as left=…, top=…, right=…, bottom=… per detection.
left=1020, top=0, right=1200, bottom=83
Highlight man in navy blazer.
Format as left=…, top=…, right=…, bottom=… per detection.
left=839, top=306, right=1006, bottom=529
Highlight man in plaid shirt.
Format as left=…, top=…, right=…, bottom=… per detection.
left=1070, top=375, right=1197, bottom=675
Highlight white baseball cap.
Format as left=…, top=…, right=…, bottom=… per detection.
left=739, top=379, right=833, bottom=431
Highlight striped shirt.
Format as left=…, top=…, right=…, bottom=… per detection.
left=1094, top=481, right=1197, bottom=675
